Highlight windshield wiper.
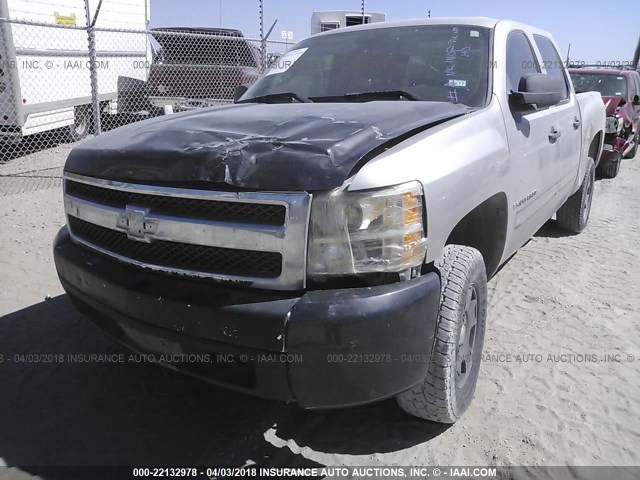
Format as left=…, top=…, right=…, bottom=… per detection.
left=310, top=90, right=421, bottom=102
left=237, top=92, right=311, bottom=104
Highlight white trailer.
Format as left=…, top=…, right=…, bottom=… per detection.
left=310, top=11, right=385, bottom=35
left=0, top=0, right=150, bottom=142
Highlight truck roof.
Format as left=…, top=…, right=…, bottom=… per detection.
left=568, top=67, right=638, bottom=77
left=314, top=17, right=499, bottom=37
left=313, top=17, right=555, bottom=39
left=150, top=27, right=245, bottom=37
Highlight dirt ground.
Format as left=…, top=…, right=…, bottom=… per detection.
left=0, top=144, right=639, bottom=473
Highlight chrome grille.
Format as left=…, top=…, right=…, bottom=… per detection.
left=68, top=217, right=283, bottom=278
left=63, top=172, right=311, bottom=290
left=65, top=180, right=287, bottom=226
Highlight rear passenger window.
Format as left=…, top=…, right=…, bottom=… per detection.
left=533, top=35, right=569, bottom=100
left=506, top=32, right=540, bottom=93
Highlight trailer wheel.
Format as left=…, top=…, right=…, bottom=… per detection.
left=396, top=245, right=487, bottom=423
left=66, top=105, right=91, bottom=142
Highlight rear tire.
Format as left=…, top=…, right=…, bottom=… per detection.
left=556, top=157, right=595, bottom=233
left=396, top=245, right=487, bottom=423
left=624, top=131, right=638, bottom=159
left=598, top=153, right=621, bottom=178
left=65, top=105, right=91, bottom=142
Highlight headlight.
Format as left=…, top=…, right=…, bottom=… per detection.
left=605, top=116, right=622, bottom=134
left=307, top=181, right=427, bottom=278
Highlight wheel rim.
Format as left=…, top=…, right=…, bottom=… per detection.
left=582, top=168, right=594, bottom=224
left=456, top=284, right=478, bottom=389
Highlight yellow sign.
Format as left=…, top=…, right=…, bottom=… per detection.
left=53, top=12, right=77, bottom=26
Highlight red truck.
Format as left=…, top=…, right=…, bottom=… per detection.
left=147, top=27, right=261, bottom=112
left=569, top=67, right=640, bottom=177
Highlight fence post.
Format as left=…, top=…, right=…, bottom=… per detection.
left=259, top=0, right=266, bottom=72
left=84, top=0, right=102, bottom=135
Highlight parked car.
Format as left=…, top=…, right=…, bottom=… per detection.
left=569, top=67, right=640, bottom=177
left=54, top=18, right=604, bottom=423
left=147, top=27, right=261, bottom=111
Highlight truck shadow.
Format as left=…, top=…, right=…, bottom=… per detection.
left=0, top=296, right=447, bottom=472
left=534, top=218, right=576, bottom=238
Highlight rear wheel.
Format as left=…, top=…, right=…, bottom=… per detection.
left=556, top=157, right=595, bottom=233
left=598, top=152, right=621, bottom=178
left=396, top=245, right=487, bottom=423
left=624, top=131, right=639, bottom=159
left=66, top=105, right=91, bottom=142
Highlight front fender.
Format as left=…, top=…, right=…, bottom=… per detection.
left=349, top=98, right=510, bottom=267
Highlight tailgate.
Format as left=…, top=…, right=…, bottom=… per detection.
left=147, top=64, right=259, bottom=101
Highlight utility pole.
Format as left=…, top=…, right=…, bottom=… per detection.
left=565, top=43, right=571, bottom=66
left=361, top=0, right=365, bottom=24
left=428, top=10, right=431, bottom=18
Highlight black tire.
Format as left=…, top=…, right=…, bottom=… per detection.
left=598, top=153, right=621, bottom=178
left=65, top=105, right=91, bottom=142
left=624, top=131, right=638, bottom=159
left=396, top=245, right=487, bottom=423
left=556, top=157, right=595, bottom=233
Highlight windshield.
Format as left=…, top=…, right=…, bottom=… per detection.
left=570, top=73, right=628, bottom=98
left=242, top=24, right=491, bottom=107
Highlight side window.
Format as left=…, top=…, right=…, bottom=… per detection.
left=533, top=34, right=569, bottom=100
left=506, top=31, right=540, bottom=93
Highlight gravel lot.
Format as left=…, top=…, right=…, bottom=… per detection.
left=0, top=143, right=639, bottom=473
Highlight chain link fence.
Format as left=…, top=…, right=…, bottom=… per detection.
left=0, top=10, right=290, bottom=165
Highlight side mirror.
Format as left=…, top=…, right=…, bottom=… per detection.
left=233, top=84, right=250, bottom=103
left=633, top=94, right=640, bottom=106
left=510, top=73, right=563, bottom=109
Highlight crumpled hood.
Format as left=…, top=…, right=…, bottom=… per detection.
left=602, top=96, right=624, bottom=116
left=65, top=101, right=472, bottom=190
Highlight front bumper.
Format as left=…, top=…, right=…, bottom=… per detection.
left=53, top=227, right=441, bottom=408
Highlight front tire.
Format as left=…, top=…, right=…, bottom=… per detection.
left=396, top=245, right=487, bottom=423
left=556, top=157, right=595, bottom=233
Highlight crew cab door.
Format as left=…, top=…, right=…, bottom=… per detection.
left=502, top=31, right=560, bottom=246
left=533, top=34, right=581, bottom=201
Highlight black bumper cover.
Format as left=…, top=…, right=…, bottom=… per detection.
left=53, top=226, right=441, bottom=408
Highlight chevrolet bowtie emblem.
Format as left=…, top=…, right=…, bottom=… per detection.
left=116, top=206, right=159, bottom=243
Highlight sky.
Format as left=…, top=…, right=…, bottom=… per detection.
left=149, top=0, right=639, bottom=64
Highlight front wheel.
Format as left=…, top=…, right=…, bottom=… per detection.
left=556, top=157, right=595, bottom=233
left=396, top=245, right=487, bottom=423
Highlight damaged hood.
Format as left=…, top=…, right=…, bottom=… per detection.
left=65, top=101, right=472, bottom=190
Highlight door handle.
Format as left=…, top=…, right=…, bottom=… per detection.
left=573, top=118, right=581, bottom=129
left=549, top=128, right=562, bottom=141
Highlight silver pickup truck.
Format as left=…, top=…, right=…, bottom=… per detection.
left=53, top=18, right=605, bottom=423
